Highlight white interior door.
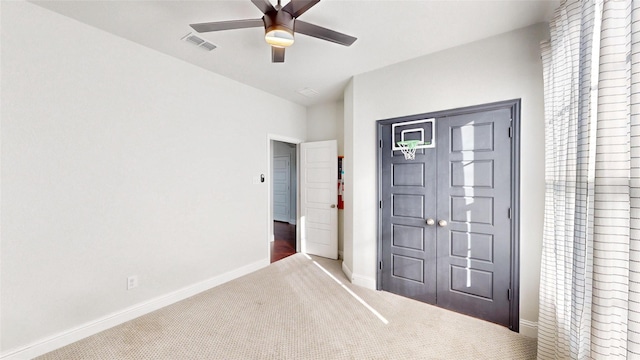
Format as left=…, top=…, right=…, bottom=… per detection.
left=273, top=155, right=290, bottom=222
left=300, top=140, right=338, bottom=259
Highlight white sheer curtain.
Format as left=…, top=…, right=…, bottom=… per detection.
left=538, top=0, right=640, bottom=358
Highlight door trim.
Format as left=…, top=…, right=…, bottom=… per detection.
left=375, top=99, right=521, bottom=332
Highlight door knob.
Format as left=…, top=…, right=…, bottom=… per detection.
left=438, top=220, right=448, bottom=227
left=330, top=204, right=336, bottom=208
left=426, top=218, right=435, bottom=226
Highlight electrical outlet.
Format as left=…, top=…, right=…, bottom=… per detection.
left=127, top=275, right=138, bottom=290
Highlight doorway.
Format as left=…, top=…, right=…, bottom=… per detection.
left=376, top=100, right=520, bottom=331
left=271, top=140, right=298, bottom=263
left=267, top=137, right=339, bottom=263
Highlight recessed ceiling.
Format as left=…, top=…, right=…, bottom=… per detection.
left=30, top=0, right=559, bottom=107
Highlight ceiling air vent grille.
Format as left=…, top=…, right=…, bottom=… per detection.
left=181, top=32, right=217, bottom=51
left=200, top=42, right=217, bottom=51
left=297, top=87, right=319, bottom=98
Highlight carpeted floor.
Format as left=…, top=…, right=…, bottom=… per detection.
left=37, top=254, right=537, bottom=359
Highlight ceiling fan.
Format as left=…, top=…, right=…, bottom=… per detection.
left=189, top=0, right=357, bottom=63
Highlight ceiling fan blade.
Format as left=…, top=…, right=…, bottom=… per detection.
left=295, top=20, right=357, bottom=46
left=282, top=0, right=320, bottom=18
left=190, top=19, right=264, bottom=33
left=251, top=0, right=276, bottom=14
left=272, top=47, right=285, bottom=63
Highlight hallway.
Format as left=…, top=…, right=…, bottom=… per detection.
left=270, top=221, right=296, bottom=263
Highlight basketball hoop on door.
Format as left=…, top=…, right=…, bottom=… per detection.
left=391, top=118, right=436, bottom=160
left=396, top=140, right=423, bottom=160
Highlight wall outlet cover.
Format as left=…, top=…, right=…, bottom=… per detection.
left=127, top=275, right=139, bottom=290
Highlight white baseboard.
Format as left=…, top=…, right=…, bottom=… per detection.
left=340, top=263, right=376, bottom=290
left=341, top=261, right=353, bottom=281
left=351, top=273, right=376, bottom=290
left=0, top=258, right=270, bottom=360
left=519, top=319, right=538, bottom=338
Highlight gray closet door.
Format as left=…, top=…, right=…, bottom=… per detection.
left=380, top=121, right=437, bottom=303
left=435, top=108, right=512, bottom=326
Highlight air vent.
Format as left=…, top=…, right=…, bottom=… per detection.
left=186, top=35, right=205, bottom=46
left=297, top=87, right=319, bottom=97
left=200, top=42, right=217, bottom=51
left=181, top=32, right=217, bottom=51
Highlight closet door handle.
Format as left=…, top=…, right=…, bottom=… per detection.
left=426, top=218, right=435, bottom=226
left=438, top=220, right=448, bottom=227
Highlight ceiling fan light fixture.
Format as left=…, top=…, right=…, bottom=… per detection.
left=265, top=25, right=294, bottom=48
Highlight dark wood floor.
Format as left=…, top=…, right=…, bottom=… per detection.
left=271, top=221, right=296, bottom=263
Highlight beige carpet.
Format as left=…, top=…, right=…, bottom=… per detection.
left=37, top=254, right=536, bottom=359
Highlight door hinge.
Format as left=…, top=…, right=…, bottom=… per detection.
left=380, top=200, right=383, bottom=209
left=379, top=139, right=383, bottom=148
left=508, top=288, right=512, bottom=301
left=508, top=207, right=511, bottom=219
left=508, top=127, right=513, bottom=138
left=379, top=261, right=383, bottom=270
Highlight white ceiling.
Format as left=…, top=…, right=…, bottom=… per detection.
left=31, top=0, right=559, bottom=107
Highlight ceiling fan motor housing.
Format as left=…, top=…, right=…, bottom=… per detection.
left=263, top=10, right=294, bottom=36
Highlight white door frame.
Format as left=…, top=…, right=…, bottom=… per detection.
left=267, top=134, right=302, bottom=259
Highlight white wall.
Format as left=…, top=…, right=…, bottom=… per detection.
left=307, top=101, right=344, bottom=155
left=274, top=141, right=294, bottom=156
left=343, top=81, right=355, bottom=277
left=344, top=23, right=549, bottom=335
left=306, top=101, right=344, bottom=256
left=0, top=1, right=306, bottom=356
